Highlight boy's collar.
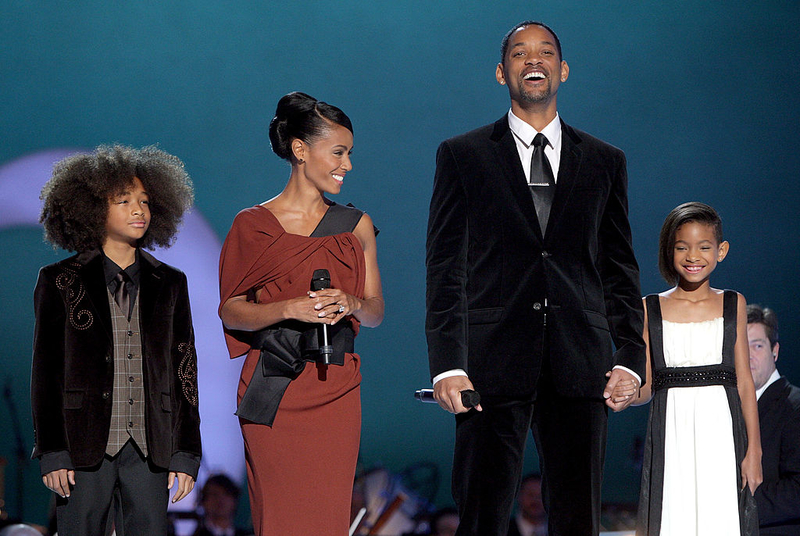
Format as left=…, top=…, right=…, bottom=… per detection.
left=74, top=247, right=161, bottom=270
left=102, top=249, right=141, bottom=286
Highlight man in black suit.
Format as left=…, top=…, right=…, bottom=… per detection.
left=747, top=304, right=800, bottom=534
left=425, top=21, right=645, bottom=535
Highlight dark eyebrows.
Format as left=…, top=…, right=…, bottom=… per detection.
left=673, top=239, right=714, bottom=245
left=508, top=40, right=557, bottom=55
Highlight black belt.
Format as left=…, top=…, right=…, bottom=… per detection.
left=653, top=364, right=737, bottom=392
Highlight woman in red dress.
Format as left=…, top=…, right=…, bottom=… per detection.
left=218, top=92, right=384, bottom=535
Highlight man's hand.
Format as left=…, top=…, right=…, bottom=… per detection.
left=603, top=368, right=639, bottom=412
left=433, top=376, right=483, bottom=414
left=168, top=471, right=195, bottom=503
left=43, top=468, right=75, bottom=498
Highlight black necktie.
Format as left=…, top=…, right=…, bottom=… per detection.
left=529, top=132, right=555, bottom=235
left=114, top=271, right=130, bottom=319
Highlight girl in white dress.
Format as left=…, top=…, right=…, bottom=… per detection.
left=612, top=202, right=762, bottom=535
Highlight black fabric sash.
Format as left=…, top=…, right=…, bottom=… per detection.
left=311, top=202, right=369, bottom=237
left=234, top=201, right=364, bottom=427
left=235, top=322, right=355, bottom=426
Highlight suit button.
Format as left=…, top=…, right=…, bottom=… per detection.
left=105, top=354, right=111, bottom=363
left=128, top=376, right=135, bottom=383
left=102, top=392, right=110, bottom=400
left=541, top=251, right=551, bottom=258
left=127, top=330, right=133, bottom=336
left=127, top=353, right=133, bottom=360
left=128, top=398, right=134, bottom=405
left=533, top=302, right=542, bottom=310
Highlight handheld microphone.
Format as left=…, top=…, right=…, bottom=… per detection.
left=311, top=269, right=334, bottom=365
left=414, top=388, right=481, bottom=409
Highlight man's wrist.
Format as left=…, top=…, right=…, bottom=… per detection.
left=432, top=369, right=468, bottom=386
left=613, top=365, right=641, bottom=385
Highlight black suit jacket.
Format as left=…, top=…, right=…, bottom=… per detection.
left=31, top=249, right=201, bottom=477
left=754, top=377, right=800, bottom=534
left=426, top=115, right=645, bottom=397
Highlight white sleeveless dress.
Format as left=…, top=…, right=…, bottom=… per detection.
left=659, top=318, right=740, bottom=535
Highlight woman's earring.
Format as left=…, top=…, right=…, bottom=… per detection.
left=298, top=158, right=305, bottom=164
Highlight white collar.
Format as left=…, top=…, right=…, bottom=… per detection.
left=507, top=110, right=561, bottom=149
left=756, top=368, right=781, bottom=400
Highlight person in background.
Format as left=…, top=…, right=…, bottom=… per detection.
left=192, top=474, right=252, bottom=536
left=429, top=507, right=459, bottom=536
left=508, top=474, right=547, bottom=536
left=747, top=304, right=800, bottom=534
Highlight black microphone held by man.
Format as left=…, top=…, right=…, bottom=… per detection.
left=415, top=388, right=481, bottom=409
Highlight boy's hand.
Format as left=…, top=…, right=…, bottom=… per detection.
left=168, top=471, right=195, bottom=503
left=43, top=468, right=75, bottom=498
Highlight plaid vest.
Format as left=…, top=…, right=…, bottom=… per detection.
left=105, top=288, right=148, bottom=457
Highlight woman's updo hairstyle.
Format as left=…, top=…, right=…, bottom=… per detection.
left=268, top=91, right=353, bottom=162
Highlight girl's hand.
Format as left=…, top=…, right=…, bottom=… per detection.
left=603, top=370, right=639, bottom=411
left=741, top=449, right=763, bottom=494
left=608, top=376, right=638, bottom=403
left=307, top=289, right=360, bottom=325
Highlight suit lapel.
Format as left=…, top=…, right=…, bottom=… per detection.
left=545, top=120, right=582, bottom=241
left=76, top=250, right=113, bottom=342
left=758, top=377, right=788, bottom=420
left=490, top=116, right=543, bottom=242
left=138, top=250, right=164, bottom=334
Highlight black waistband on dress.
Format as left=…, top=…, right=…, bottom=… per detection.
left=652, top=364, right=737, bottom=392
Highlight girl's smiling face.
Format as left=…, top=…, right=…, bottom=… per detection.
left=672, top=221, right=729, bottom=285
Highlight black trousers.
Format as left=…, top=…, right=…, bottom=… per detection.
left=56, top=440, right=169, bottom=536
left=452, top=366, right=608, bottom=536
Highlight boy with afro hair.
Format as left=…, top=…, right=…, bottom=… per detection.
left=31, top=145, right=201, bottom=535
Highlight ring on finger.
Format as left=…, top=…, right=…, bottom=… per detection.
left=338, top=304, right=345, bottom=314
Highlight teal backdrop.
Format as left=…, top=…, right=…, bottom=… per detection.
left=1, top=0, right=799, bottom=527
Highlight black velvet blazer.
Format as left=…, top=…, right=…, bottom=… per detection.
left=426, top=115, right=646, bottom=397
left=31, top=249, right=201, bottom=477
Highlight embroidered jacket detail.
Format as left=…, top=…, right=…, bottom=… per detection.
left=56, top=262, right=93, bottom=330
left=178, top=342, right=199, bottom=407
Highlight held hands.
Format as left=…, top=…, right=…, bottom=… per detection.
left=740, top=449, right=763, bottom=495
left=433, top=376, right=483, bottom=414
left=604, top=369, right=639, bottom=412
left=169, top=471, right=195, bottom=503
left=43, top=468, right=75, bottom=498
